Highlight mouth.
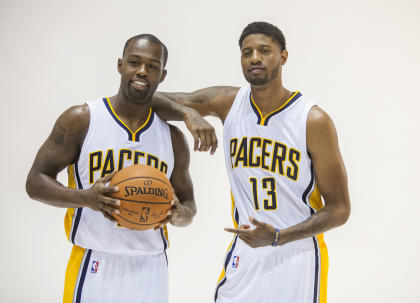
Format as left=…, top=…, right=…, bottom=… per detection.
left=130, top=79, right=150, bottom=91
left=248, top=66, right=266, bottom=75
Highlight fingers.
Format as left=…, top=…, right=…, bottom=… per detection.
left=99, top=185, right=119, bottom=194
left=198, top=129, right=211, bottom=152
left=210, top=131, right=218, bottom=155
left=238, top=224, right=251, bottom=230
left=224, top=227, right=248, bottom=235
left=190, top=125, right=218, bottom=154
left=100, top=196, right=121, bottom=206
left=249, top=216, right=266, bottom=228
left=192, top=132, right=200, bottom=151
left=99, top=171, right=117, bottom=183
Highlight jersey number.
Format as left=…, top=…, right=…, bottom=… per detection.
left=249, top=177, right=277, bottom=210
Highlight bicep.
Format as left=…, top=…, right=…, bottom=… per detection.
left=168, top=125, right=194, bottom=202
left=307, top=107, right=350, bottom=209
left=30, top=106, right=89, bottom=178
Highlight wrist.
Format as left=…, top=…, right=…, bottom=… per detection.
left=181, top=106, right=195, bottom=120
left=272, top=228, right=280, bottom=247
left=72, top=189, right=90, bottom=208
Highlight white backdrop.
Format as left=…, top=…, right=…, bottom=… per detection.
left=1, top=0, right=419, bottom=302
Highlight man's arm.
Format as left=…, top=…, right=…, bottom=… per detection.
left=157, top=86, right=239, bottom=121
left=26, top=105, right=120, bottom=221
left=155, top=124, right=197, bottom=228
left=152, top=87, right=239, bottom=154
left=225, top=106, right=351, bottom=247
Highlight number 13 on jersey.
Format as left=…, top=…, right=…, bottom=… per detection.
left=249, top=177, right=278, bottom=210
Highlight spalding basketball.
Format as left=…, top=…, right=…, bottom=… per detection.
left=108, top=164, right=173, bottom=230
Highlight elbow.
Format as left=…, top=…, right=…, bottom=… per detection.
left=336, top=201, right=351, bottom=227
left=25, top=171, right=38, bottom=200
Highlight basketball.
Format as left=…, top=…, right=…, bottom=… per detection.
left=108, top=164, right=173, bottom=230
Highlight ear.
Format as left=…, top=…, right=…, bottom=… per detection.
left=159, top=69, right=167, bottom=83
left=281, top=50, right=288, bottom=65
left=117, top=58, right=123, bottom=74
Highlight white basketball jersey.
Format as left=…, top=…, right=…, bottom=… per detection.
left=65, top=98, right=174, bottom=255
left=223, top=86, right=325, bottom=251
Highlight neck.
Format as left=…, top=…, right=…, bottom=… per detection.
left=109, top=90, right=152, bottom=130
left=250, top=76, right=291, bottom=116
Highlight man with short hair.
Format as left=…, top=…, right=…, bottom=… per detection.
left=155, top=21, right=351, bottom=303
left=26, top=34, right=200, bottom=303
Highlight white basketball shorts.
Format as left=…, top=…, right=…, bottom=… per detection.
left=215, top=235, right=328, bottom=303
left=63, top=245, right=168, bottom=303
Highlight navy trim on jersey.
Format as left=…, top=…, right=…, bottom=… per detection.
left=214, top=235, right=239, bottom=301
left=234, top=208, right=239, bottom=226
left=301, top=162, right=316, bottom=215
left=75, top=249, right=92, bottom=303
left=160, top=228, right=168, bottom=250
left=263, top=92, right=302, bottom=125
left=249, top=92, right=302, bottom=126
left=71, top=162, right=84, bottom=244
left=134, top=111, right=154, bottom=142
left=102, top=98, right=155, bottom=142
left=164, top=250, right=168, bottom=266
left=214, top=278, right=226, bottom=302
left=102, top=98, right=132, bottom=141
left=249, top=95, right=263, bottom=125
left=312, top=237, right=320, bottom=303
left=75, top=162, right=83, bottom=189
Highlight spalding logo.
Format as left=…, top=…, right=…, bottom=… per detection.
left=124, top=186, right=168, bottom=199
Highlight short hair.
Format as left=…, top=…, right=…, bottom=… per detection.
left=123, top=34, right=168, bottom=67
left=239, top=22, right=286, bottom=51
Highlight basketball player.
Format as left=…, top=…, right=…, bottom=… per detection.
left=154, top=22, right=351, bottom=302
left=26, top=34, right=199, bottom=303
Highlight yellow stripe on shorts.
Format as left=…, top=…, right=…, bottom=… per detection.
left=317, top=234, right=329, bottom=303
left=63, top=245, right=86, bottom=303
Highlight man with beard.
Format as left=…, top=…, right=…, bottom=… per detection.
left=26, top=34, right=199, bottom=303
left=155, top=22, right=351, bottom=303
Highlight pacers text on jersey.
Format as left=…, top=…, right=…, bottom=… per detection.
left=229, top=137, right=301, bottom=181
left=88, top=148, right=168, bottom=184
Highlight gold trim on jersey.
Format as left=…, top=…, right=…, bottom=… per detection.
left=65, top=164, right=76, bottom=241
left=251, top=91, right=300, bottom=125
left=309, top=183, right=323, bottom=211
left=230, top=192, right=239, bottom=228
left=163, top=225, right=170, bottom=247
left=105, top=97, right=152, bottom=141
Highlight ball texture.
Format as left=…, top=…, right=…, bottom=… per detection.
left=108, top=164, right=173, bottom=230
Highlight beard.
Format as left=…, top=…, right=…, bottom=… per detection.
left=244, top=62, right=281, bottom=86
left=246, top=74, right=269, bottom=86
left=124, top=85, right=152, bottom=104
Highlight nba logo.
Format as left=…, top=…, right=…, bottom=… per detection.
left=91, top=261, right=99, bottom=273
left=232, top=256, right=239, bottom=268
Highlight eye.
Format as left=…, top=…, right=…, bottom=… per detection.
left=261, top=48, right=270, bottom=54
left=148, top=64, right=159, bottom=70
left=242, top=50, right=252, bottom=57
left=129, top=61, right=139, bottom=66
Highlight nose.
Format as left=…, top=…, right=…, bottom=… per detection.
left=136, top=63, right=148, bottom=77
left=250, top=49, right=262, bottom=64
